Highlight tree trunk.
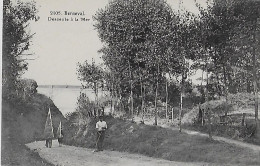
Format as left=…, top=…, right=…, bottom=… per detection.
left=200, top=68, right=204, bottom=103
left=139, top=65, right=145, bottom=123
left=206, top=63, right=212, bottom=140
left=154, top=63, right=159, bottom=126
left=179, top=61, right=185, bottom=132
left=128, top=60, right=134, bottom=122
left=179, top=89, right=182, bottom=132
left=115, top=85, right=119, bottom=112
left=142, top=85, right=146, bottom=123
left=110, top=75, right=113, bottom=114
left=96, top=82, right=99, bottom=116
left=223, top=63, right=228, bottom=118
left=165, top=77, right=168, bottom=120
left=252, top=19, right=259, bottom=136
left=171, top=107, right=174, bottom=123
left=94, top=82, right=98, bottom=117
left=198, top=103, right=203, bottom=125
left=130, top=82, right=134, bottom=121
left=141, top=81, right=144, bottom=123
left=215, top=69, right=221, bottom=98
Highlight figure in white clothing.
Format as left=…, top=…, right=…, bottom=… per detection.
left=94, top=116, right=107, bottom=152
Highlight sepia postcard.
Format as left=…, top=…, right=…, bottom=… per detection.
left=2, top=0, right=260, bottom=165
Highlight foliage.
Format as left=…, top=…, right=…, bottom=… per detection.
left=91, top=0, right=197, bottom=119
left=193, top=0, right=260, bottom=95
left=77, top=60, right=105, bottom=117
left=228, top=92, right=259, bottom=109
left=17, top=79, right=38, bottom=99
left=2, top=0, right=38, bottom=101
left=75, top=92, right=96, bottom=118
left=75, top=0, right=260, bottom=129
left=77, top=60, right=104, bottom=90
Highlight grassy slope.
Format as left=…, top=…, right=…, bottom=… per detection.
left=181, top=93, right=260, bottom=144
left=2, top=93, right=65, bottom=165
left=183, top=93, right=260, bottom=123
left=63, top=116, right=260, bottom=166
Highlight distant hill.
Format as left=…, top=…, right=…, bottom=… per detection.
left=38, top=85, right=82, bottom=89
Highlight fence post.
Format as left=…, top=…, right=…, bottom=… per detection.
left=241, top=113, right=246, bottom=126
left=171, top=107, right=174, bottom=123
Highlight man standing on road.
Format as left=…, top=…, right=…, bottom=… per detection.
left=95, top=116, right=107, bottom=152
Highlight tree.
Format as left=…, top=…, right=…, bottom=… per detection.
left=231, top=0, right=260, bottom=134
left=17, top=78, right=38, bottom=99
left=208, top=0, right=260, bottom=126
left=76, top=92, right=95, bottom=118
left=93, top=0, right=181, bottom=124
left=3, top=0, right=38, bottom=101
left=195, top=0, right=241, bottom=119
left=193, top=0, right=260, bottom=138
left=77, top=59, right=104, bottom=117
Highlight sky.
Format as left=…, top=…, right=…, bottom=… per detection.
left=19, top=0, right=207, bottom=85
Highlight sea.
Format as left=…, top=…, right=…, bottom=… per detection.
left=37, top=85, right=106, bottom=116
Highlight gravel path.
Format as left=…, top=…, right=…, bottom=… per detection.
left=134, top=116, right=260, bottom=152
left=182, top=129, right=260, bottom=152
left=26, top=140, right=225, bottom=166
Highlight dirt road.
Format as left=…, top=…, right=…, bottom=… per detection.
left=26, top=140, right=224, bottom=166
left=182, top=129, right=260, bottom=152
left=134, top=116, right=260, bottom=152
